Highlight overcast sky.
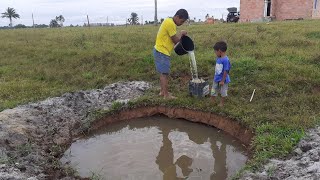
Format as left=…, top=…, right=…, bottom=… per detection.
left=0, top=0, right=240, bottom=26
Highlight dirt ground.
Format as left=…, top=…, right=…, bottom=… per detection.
left=0, top=81, right=151, bottom=179
left=242, top=126, right=320, bottom=180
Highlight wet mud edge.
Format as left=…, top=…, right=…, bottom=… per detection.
left=90, top=106, right=255, bottom=147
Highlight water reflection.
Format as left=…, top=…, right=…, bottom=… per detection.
left=61, top=116, right=247, bottom=179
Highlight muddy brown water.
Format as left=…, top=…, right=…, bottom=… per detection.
left=61, top=116, right=248, bottom=179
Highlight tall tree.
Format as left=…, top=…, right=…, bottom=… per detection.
left=55, top=15, right=65, bottom=27
left=128, top=12, right=139, bottom=25
left=1, top=7, right=20, bottom=27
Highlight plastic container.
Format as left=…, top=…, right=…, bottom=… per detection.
left=188, top=80, right=210, bottom=97
left=174, top=36, right=195, bottom=55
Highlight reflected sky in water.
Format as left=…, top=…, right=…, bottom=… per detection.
left=61, top=116, right=247, bottom=179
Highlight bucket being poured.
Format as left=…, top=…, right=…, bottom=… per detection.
left=174, top=36, right=195, bottom=56
left=174, top=36, right=209, bottom=97
left=189, top=78, right=210, bottom=97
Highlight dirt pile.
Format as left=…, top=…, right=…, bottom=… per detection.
left=0, top=81, right=150, bottom=179
left=242, top=126, right=320, bottom=180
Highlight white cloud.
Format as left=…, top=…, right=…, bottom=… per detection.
left=0, top=0, right=239, bottom=26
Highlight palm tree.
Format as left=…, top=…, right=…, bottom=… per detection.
left=49, top=19, right=59, bottom=28
left=1, top=7, right=20, bottom=27
left=128, top=12, right=139, bottom=25
left=55, top=15, right=65, bottom=27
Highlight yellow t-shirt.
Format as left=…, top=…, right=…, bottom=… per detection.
left=154, top=18, right=177, bottom=56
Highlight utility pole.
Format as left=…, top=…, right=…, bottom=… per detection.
left=32, top=13, right=35, bottom=28
left=154, top=0, right=158, bottom=25
left=87, top=15, right=90, bottom=27
left=107, top=16, right=108, bottom=23
left=141, top=15, right=143, bottom=25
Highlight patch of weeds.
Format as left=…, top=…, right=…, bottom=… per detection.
left=278, top=38, right=314, bottom=48
left=49, top=144, right=64, bottom=157
left=79, top=117, right=95, bottom=135
left=79, top=102, right=125, bottom=134
left=51, top=157, right=61, bottom=170
left=232, top=57, right=259, bottom=79
left=16, top=143, right=33, bottom=157
left=33, top=69, right=47, bottom=81
left=90, top=171, right=105, bottom=180
left=308, top=53, right=320, bottom=66
left=0, top=156, right=8, bottom=164
left=306, top=31, right=320, bottom=39
left=73, top=33, right=87, bottom=49
left=266, top=165, right=277, bottom=177
left=256, top=25, right=267, bottom=33
left=110, top=101, right=125, bottom=111
left=63, top=165, right=78, bottom=177
left=251, top=123, right=305, bottom=168
left=143, top=55, right=154, bottom=65
left=82, top=72, right=94, bottom=80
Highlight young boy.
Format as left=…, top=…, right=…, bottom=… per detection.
left=211, top=41, right=231, bottom=106
left=153, top=9, right=189, bottom=99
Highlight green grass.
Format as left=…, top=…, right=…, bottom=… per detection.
left=1, top=20, right=320, bottom=174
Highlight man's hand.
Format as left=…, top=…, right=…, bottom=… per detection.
left=181, top=30, right=187, bottom=36
left=219, top=81, right=225, bottom=86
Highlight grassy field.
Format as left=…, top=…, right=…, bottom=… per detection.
left=1, top=20, right=320, bottom=173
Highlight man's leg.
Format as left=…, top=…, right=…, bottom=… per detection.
left=161, top=74, right=176, bottom=99
left=160, top=74, right=168, bottom=97
left=154, top=49, right=174, bottom=99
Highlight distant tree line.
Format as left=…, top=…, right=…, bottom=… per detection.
left=0, top=24, right=49, bottom=29
left=1, top=7, right=215, bottom=29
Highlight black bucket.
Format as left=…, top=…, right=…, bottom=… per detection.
left=189, top=79, right=210, bottom=98
left=174, top=36, right=195, bottom=55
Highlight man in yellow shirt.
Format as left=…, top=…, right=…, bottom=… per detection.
left=153, top=9, right=189, bottom=99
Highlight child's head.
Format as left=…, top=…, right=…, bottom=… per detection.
left=213, top=41, right=227, bottom=57
left=173, top=9, right=189, bottom=26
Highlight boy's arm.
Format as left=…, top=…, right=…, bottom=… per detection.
left=171, top=30, right=188, bottom=44
left=220, top=58, right=230, bottom=86
left=219, top=71, right=228, bottom=86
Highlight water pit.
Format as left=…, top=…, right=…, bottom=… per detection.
left=61, top=115, right=249, bottom=179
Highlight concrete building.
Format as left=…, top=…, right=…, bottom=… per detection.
left=240, top=0, right=320, bottom=22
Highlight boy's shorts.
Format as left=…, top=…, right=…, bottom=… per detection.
left=153, top=48, right=170, bottom=74
left=211, top=82, right=228, bottom=97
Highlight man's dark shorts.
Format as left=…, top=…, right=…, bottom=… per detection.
left=153, top=48, right=170, bottom=74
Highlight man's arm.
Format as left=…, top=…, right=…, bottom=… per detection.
left=171, top=30, right=188, bottom=44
